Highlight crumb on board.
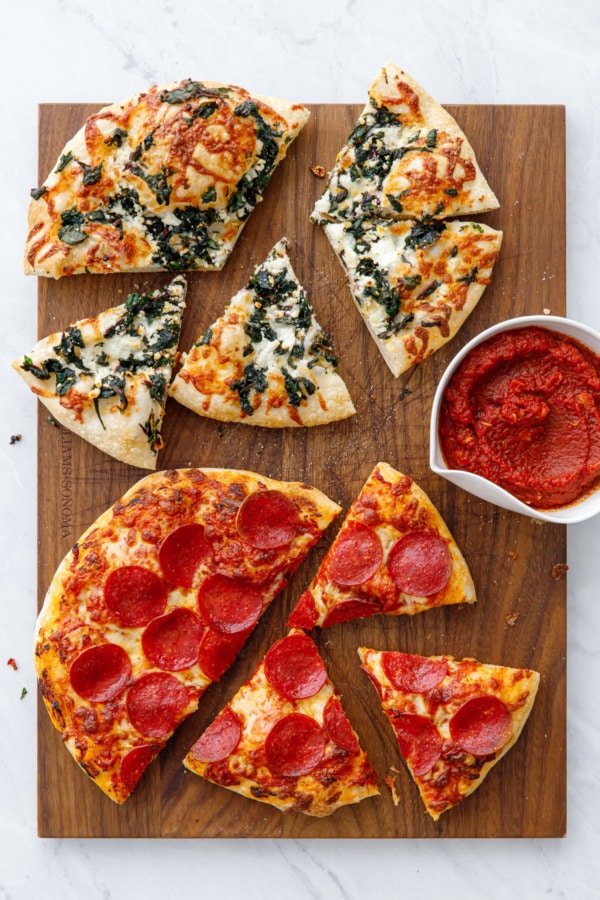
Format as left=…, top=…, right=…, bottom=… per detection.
left=505, top=611, right=520, bottom=626
left=551, top=563, right=569, bottom=580
left=6, top=658, right=17, bottom=670
left=310, top=165, right=326, bottom=177
left=46, top=416, right=59, bottom=428
left=9, top=434, right=22, bottom=445
left=20, top=687, right=27, bottom=700
left=385, top=769, right=401, bottom=806
left=508, top=550, right=518, bottom=560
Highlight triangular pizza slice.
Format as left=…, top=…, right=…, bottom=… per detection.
left=323, top=217, right=502, bottom=377
left=25, top=79, right=309, bottom=277
left=288, top=462, right=475, bottom=629
left=35, top=468, right=341, bottom=802
left=312, top=62, right=499, bottom=224
left=12, top=276, right=186, bottom=468
left=185, top=629, right=379, bottom=816
left=359, top=648, right=539, bottom=820
left=169, top=238, right=356, bottom=426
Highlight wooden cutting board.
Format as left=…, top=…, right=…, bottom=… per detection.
left=35, top=101, right=566, bottom=838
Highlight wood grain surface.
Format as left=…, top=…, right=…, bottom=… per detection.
left=35, top=101, right=566, bottom=838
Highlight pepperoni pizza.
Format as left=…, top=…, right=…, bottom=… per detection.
left=359, top=648, right=539, bottom=820
left=34, top=468, right=340, bottom=803
left=288, top=461, right=475, bottom=629
left=185, top=629, right=379, bottom=816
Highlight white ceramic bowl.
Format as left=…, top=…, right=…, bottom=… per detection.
left=429, top=315, right=600, bottom=524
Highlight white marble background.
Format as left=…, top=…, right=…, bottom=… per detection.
left=1, top=1, right=599, bottom=897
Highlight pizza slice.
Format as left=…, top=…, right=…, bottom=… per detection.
left=359, top=648, right=539, bottom=820
left=288, top=461, right=475, bottom=629
left=312, top=62, right=499, bottom=224
left=169, top=238, right=355, bottom=426
left=184, top=629, right=379, bottom=816
left=323, top=217, right=502, bottom=377
left=35, top=468, right=341, bottom=802
left=25, top=79, right=309, bottom=277
left=12, top=277, right=186, bottom=468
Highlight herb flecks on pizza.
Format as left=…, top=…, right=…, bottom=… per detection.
left=25, top=79, right=309, bottom=278
left=185, top=629, right=379, bottom=816
left=312, top=63, right=498, bottom=225
left=288, top=462, right=475, bottom=630
left=359, top=649, right=539, bottom=820
left=12, top=277, right=186, bottom=469
left=323, top=218, right=502, bottom=377
left=169, top=238, right=355, bottom=426
left=34, top=468, right=340, bottom=802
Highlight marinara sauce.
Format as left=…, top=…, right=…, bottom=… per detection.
left=439, top=326, right=600, bottom=509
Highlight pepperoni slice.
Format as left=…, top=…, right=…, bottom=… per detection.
left=322, top=598, right=382, bottom=628
left=265, top=713, right=326, bottom=777
left=69, top=643, right=131, bottom=702
left=449, top=696, right=513, bottom=756
left=197, top=574, right=263, bottom=634
left=196, top=627, right=250, bottom=681
left=103, top=566, right=167, bottom=627
left=126, top=672, right=190, bottom=739
left=189, top=707, right=242, bottom=763
left=323, top=695, right=359, bottom=753
left=387, top=531, right=453, bottom=597
left=264, top=632, right=328, bottom=700
left=328, top=522, right=383, bottom=587
left=287, top=590, right=319, bottom=630
left=236, top=490, right=300, bottom=549
left=158, top=524, right=212, bottom=589
left=391, top=713, right=443, bottom=777
left=141, top=607, right=203, bottom=671
left=382, top=652, right=448, bottom=693
left=119, top=744, right=160, bottom=793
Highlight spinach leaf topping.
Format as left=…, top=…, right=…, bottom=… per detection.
left=457, top=266, right=479, bottom=285
left=53, top=327, right=89, bottom=371
left=30, top=186, right=47, bottom=201
left=105, top=127, right=128, bottom=148
left=55, top=151, right=73, bottom=173
left=57, top=209, right=87, bottom=245
left=144, top=373, right=167, bottom=403
left=160, top=81, right=230, bottom=104
left=140, top=411, right=164, bottom=454
left=22, top=356, right=77, bottom=395
left=198, top=327, right=213, bottom=346
left=128, top=162, right=173, bottom=206
left=201, top=185, right=217, bottom=203
left=144, top=205, right=219, bottom=269
left=230, top=363, right=268, bottom=416
left=225, top=101, right=281, bottom=220
left=356, top=257, right=401, bottom=320
left=282, top=367, right=315, bottom=407
left=404, top=218, right=446, bottom=251
left=77, top=160, right=103, bottom=186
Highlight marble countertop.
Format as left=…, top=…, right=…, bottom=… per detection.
left=2, top=1, right=599, bottom=897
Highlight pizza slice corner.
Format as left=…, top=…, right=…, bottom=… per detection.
left=184, top=628, right=380, bottom=816
left=12, top=276, right=187, bottom=469
left=359, top=647, right=540, bottom=820
left=169, top=237, right=356, bottom=426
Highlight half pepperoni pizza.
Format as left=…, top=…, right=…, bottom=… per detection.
left=359, top=649, right=539, bottom=820
left=35, top=468, right=340, bottom=802
left=185, top=629, right=379, bottom=816
left=288, top=462, right=475, bottom=629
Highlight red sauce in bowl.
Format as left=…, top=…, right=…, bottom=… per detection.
left=439, top=326, right=600, bottom=509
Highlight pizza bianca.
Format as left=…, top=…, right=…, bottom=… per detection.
left=34, top=468, right=340, bottom=803
left=185, top=629, right=379, bottom=816
left=322, top=218, right=502, bottom=377
left=288, top=462, right=475, bottom=629
left=169, top=238, right=355, bottom=426
left=25, top=79, right=309, bottom=278
left=12, top=277, right=186, bottom=468
left=359, top=648, right=539, bottom=820
left=312, top=63, right=499, bottom=225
